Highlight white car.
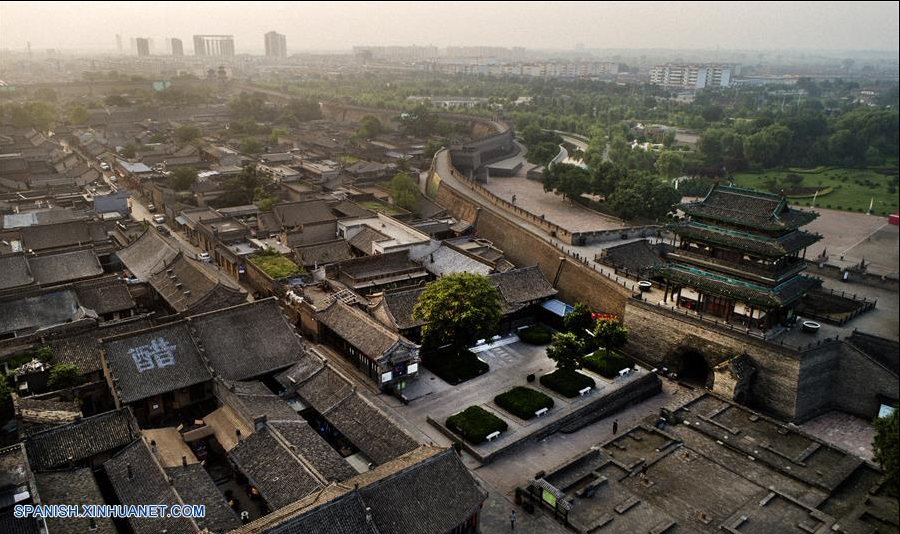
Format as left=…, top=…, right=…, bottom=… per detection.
left=100, top=162, right=110, bottom=171
left=152, top=215, right=166, bottom=225
left=198, top=252, right=212, bottom=263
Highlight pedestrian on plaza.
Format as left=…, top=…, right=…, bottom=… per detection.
left=510, top=510, right=516, bottom=530
left=612, top=419, right=619, bottom=435
left=240, top=510, right=250, bottom=524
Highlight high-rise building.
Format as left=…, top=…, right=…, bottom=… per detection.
left=264, top=31, right=287, bottom=58
left=136, top=38, right=151, bottom=57
left=649, top=64, right=739, bottom=89
left=116, top=34, right=123, bottom=53
left=171, top=38, right=184, bottom=57
left=193, top=35, right=235, bottom=57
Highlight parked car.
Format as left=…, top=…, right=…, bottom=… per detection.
left=100, top=162, right=110, bottom=171
left=152, top=215, right=166, bottom=225
left=198, top=252, right=212, bottom=263
left=116, top=221, right=128, bottom=231
left=156, top=226, right=171, bottom=237
left=146, top=203, right=157, bottom=213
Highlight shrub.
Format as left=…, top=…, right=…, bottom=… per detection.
left=494, top=387, right=554, bottom=420
left=423, top=348, right=488, bottom=385
left=583, top=351, right=632, bottom=379
left=518, top=325, right=552, bottom=345
left=540, top=369, right=595, bottom=398
left=446, top=406, right=508, bottom=444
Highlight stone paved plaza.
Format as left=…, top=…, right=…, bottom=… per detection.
left=805, top=207, right=899, bottom=276
left=799, top=410, right=876, bottom=460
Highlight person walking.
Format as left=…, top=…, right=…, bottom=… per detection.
left=612, top=419, right=619, bottom=435
left=510, top=510, right=516, bottom=530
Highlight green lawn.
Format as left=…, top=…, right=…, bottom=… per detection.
left=582, top=351, right=632, bottom=379
left=494, top=386, right=554, bottom=420
left=249, top=253, right=304, bottom=279
left=539, top=369, right=595, bottom=398
left=731, top=167, right=899, bottom=216
left=446, top=406, right=508, bottom=444
left=422, top=348, right=489, bottom=385
left=358, top=200, right=406, bottom=216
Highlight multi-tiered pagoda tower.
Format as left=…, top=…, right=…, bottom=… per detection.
left=658, top=185, right=822, bottom=331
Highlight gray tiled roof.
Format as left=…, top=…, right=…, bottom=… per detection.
left=148, top=253, right=246, bottom=314
left=227, top=380, right=305, bottom=422
left=294, top=239, right=353, bottom=267
left=73, top=277, right=136, bottom=316
left=104, top=440, right=199, bottom=534
left=0, top=254, right=33, bottom=290
left=274, top=200, right=336, bottom=228
left=347, top=226, right=390, bottom=254
left=189, top=299, right=301, bottom=381
left=295, top=366, right=355, bottom=413
left=325, top=394, right=418, bottom=465
left=116, top=229, right=179, bottom=280
left=0, top=289, right=91, bottom=339
left=228, top=427, right=323, bottom=510
left=25, top=408, right=139, bottom=471
left=377, top=287, right=427, bottom=330
left=165, top=464, right=241, bottom=533
left=679, top=185, right=818, bottom=231
left=256, top=449, right=485, bottom=534
left=19, top=221, right=99, bottom=252
left=316, top=300, right=401, bottom=360
left=48, top=317, right=154, bottom=375
left=102, top=322, right=212, bottom=404
left=27, top=249, right=103, bottom=286
left=34, top=469, right=117, bottom=534
left=268, top=421, right=357, bottom=482
left=490, top=265, right=557, bottom=311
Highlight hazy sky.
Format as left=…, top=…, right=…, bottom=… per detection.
left=1, top=1, right=898, bottom=52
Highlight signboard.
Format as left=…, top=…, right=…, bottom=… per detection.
left=541, top=489, right=557, bottom=508
left=152, top=81, right=172, bottom=92
left=380, top=371, right=393, bottom=384
left=407, top=363, right=418, bottom=375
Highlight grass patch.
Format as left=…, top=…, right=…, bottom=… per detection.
left=494, top=386, right=554, bottom=420
left=518, top=325, right=552, bottom=345
left=731, top=168, right=899, bottom=216
left=249, top=251, right=305, bottom=279
left=358, top=200, right=407, bottom=216
left=422, top=348, right=488, bottom=385
left=446, top=406, right=508, bottom=444
left=582, top=351, right=632, bottom=379
left=540, top=369, right=595, bottom=398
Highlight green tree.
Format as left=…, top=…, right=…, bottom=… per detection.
left=873, top=409, right=898, bottom=497
left=33, top=87, right=58, bottom=102
left=66, top=104, right=89, bottom=125
left=412, top=273, right=502, bottom=349
left=174, top=125, right=202, bottom=145
left=423, top=139, right=445, bottom=161
left=389, top=172, right=419, bottom=213
left=269, top=128, right=288, bottom=145
left=214, top=165, right=264, bottom=207
left=546, top=332, right=586, bottom=372
left=357, top=115, right=384, bottom=139
left=168, top=166, right=198, bottom=191
left=0, top=378, right=12, bottom=424
left=606, top=172, right=680, bottom=220
left=564, top=303, right=596, bottom=337
left=120, top=143, right=138, bottom=159
left=239, top=138, right=263, bottom=154
left=104, top=94, right=130, bottom=107
left=543, top=163, right=592, bottom=202
left=655, top=151, right=684, bottom=179
left=48, top=364, right=83, bottom=390
left=593, top=318, right=628, bottom=357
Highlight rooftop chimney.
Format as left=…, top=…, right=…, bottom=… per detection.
left=126, top=463, right=133, bottom=480
left=182, top=456, right=187, bottom=467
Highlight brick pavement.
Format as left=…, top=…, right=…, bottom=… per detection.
left=798, top=410, right=876, bottom=461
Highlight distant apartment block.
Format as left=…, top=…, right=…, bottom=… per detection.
left=353, top=45, right=439, bottom=62
left=193, top=34, right=235, bottom=57
left=420, top=61, right=619, bottom=80
left=171, top=38, right=183, bottom=57
left=264, top=31, right=287, bottom=58
left=649, top=63, right=739, bottom=89
left=135, top=38, right=150, bottom=57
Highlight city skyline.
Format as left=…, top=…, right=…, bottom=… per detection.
left=0, top=1, right=898, bottom=53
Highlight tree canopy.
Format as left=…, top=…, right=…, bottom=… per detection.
left=546, top=332, right=586, bottom=372
left=357, top=115, right=385, bottom=139
left=48, top=364, right=83, bottom=390
left=873, top=409, right=898, bottom=497
left=412, top=273, right=502, bottom=349
left=593, top=318, right=628, bottom=357
left=168, top=166, right=198, bottom=191
left=174, top=125, right=202, bottom=145
left=389, top=172, right=419, bottom=214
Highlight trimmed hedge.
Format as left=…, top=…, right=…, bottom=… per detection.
left=540, top=369, right=595, bottom=398
left=423, top=348, right=488, bottom=385
left=518, top=325, right=552, bottom=345
left=446, top=406, right=508, bottom=444
left=494, top=386, right=554, bottom=420
left=583, top=351, right=631, bottom=379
